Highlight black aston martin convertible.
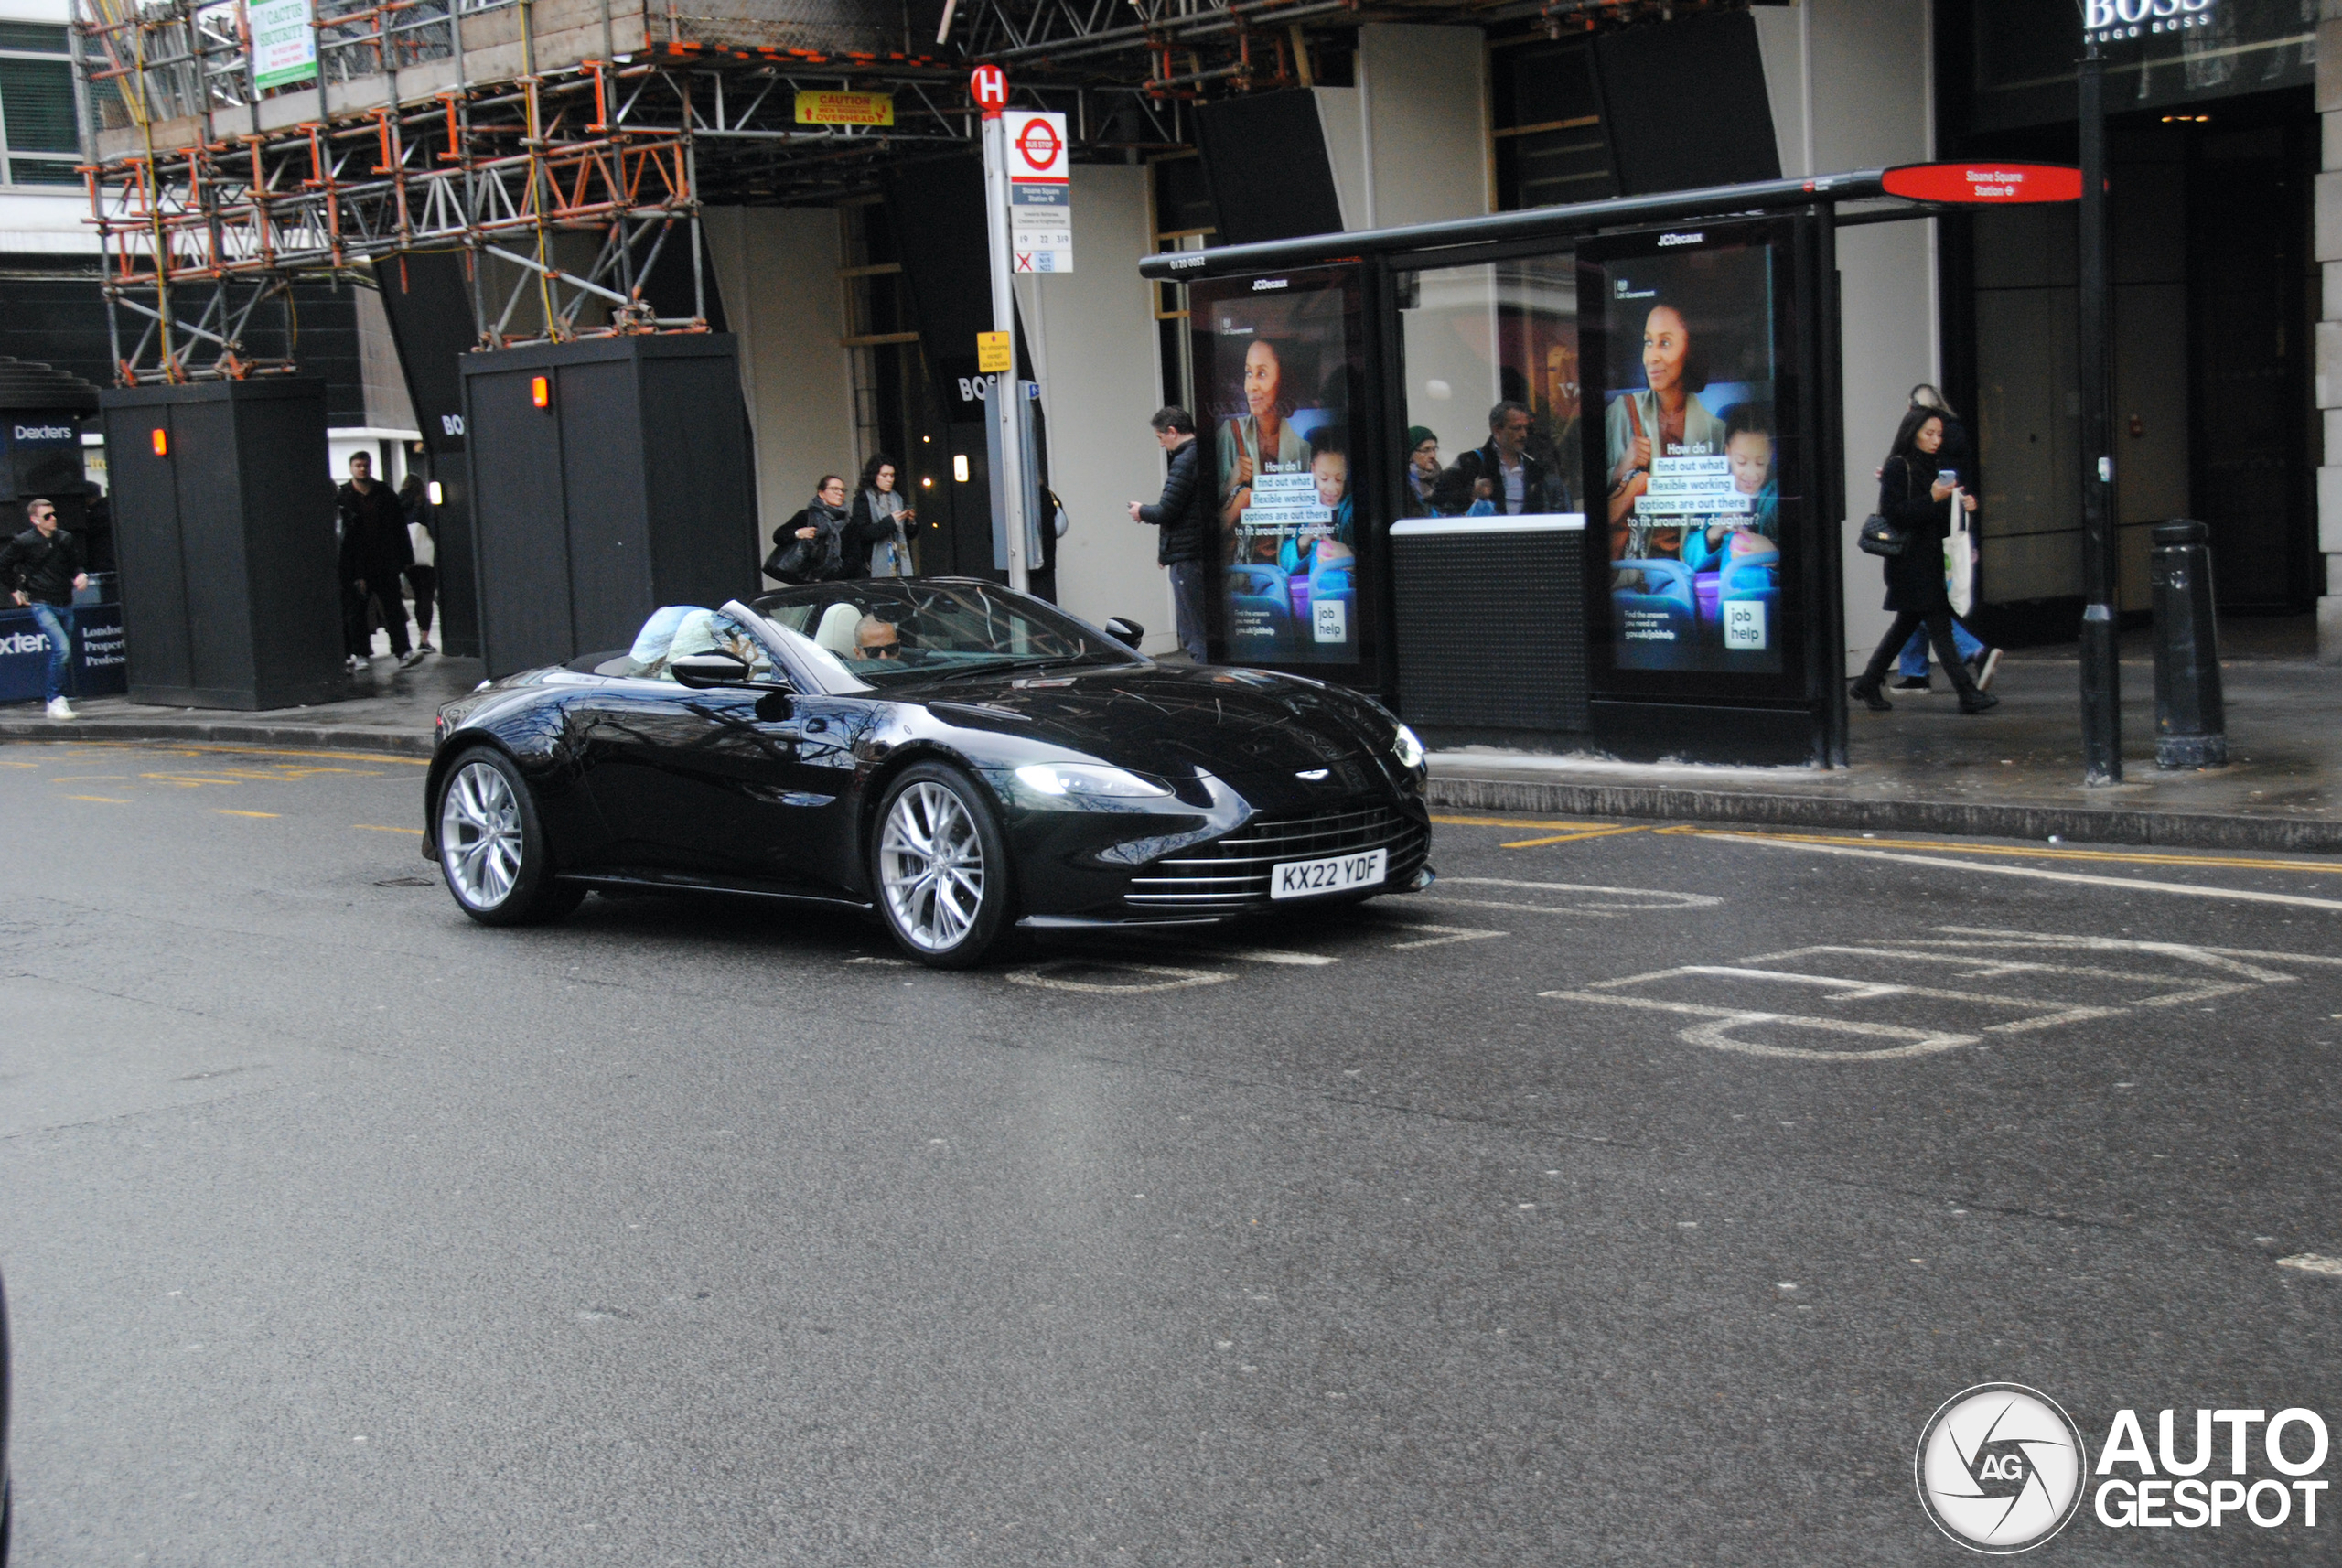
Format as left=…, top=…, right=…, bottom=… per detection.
left=423, top=579, right=1434, bottom=965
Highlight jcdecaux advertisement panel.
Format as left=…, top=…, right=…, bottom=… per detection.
left=1579, top=220, right=1807, bottom=703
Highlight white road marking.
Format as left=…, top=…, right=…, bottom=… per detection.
left=1693, top=831, right=2342, bottom=912
left=843, top=955, right=910, bottom=967
left=1387, top=924, right=1509, bottom=950
left=1539, top=988, right=1978, bottom=1060
left=1158, top=942, right=1336, bottom=967
left=1006, top=961, right=1228, bottom=994
left=2277, top=1254, right=2342, bottom=1278
left=1542, top=928, right=2326, bottom=1063
left=1440, top=877, right=1723, bottom=912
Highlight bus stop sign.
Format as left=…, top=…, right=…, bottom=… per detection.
left=1882, top=163, right=2082, bottom=204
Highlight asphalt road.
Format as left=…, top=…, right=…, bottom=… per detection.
left=2, top=736, right=2337, bottom=1565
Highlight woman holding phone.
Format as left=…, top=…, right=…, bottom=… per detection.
left=1850, top=407, right=1997, bottom=714
left=1888, top=385, right=1999, bottom=692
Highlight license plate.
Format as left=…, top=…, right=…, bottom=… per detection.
left=1271, top=847, right=1387, bottom=900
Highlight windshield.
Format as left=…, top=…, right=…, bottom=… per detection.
left=749, top=580, right=1144, bottom=686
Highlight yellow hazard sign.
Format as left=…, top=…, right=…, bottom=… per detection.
left=976, top=331, right=1011, bottom=372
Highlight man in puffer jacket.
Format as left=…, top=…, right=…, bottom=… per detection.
left=1126, top=406, right=1214, bottom=661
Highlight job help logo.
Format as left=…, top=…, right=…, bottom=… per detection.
left=1917, top=1384, right=2088, bottom=1553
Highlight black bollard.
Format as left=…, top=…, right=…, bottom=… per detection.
left=2149, top=519, right=2227, bottom=769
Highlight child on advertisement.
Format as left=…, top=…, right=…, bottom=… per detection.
left=1682, top=404, right=1778, bottom=575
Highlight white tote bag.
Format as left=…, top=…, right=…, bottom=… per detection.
left=1944, top=490, right=1974, bottom=618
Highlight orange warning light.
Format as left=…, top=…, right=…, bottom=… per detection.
left=150, top=427, right=168, bottom=456
left=530, top=375, right=551, bottom=409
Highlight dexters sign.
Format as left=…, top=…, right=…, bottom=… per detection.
left=2085, top=0, right=2218, bottom=44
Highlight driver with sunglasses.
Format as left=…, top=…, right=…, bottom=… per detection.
left=853, top=615, right=901, bottom=660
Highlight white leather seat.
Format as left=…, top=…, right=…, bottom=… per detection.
left=814, top=601, right=863, bottom=657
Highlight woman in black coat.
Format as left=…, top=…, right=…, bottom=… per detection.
left=1850, top=407, right=1997, bottom=714
left=765, top=474, right=851, bottom=584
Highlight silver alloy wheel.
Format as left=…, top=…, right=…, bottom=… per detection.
left=878, top=779, right=986, bottom=951
left=440, top=759, right=524, bottom=910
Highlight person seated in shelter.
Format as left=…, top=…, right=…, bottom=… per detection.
left=1426, top=465, right=1495, bottom=519
left=853, top=614, right=902, bottom=660
left=1683, top=404, right=1779, bottom=575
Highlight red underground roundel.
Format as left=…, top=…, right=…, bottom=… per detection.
left=1015, top=118, right=1060, bottom=172
left=1882, top=163, right=2083, bottom=204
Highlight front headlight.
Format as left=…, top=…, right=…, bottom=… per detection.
left=1392, top=723, right=1426, bottom=771
left=1014, top=762, right=1174, bottom=801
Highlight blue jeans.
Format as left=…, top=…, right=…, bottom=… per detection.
left=1897, top=616, right=1982, bottom=679
left=27, top=601, right=70, bottom=702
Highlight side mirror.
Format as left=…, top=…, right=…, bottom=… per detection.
left=671, top=650, right=752, bottom=689
left=1102, top=617, right=1144, bottom=649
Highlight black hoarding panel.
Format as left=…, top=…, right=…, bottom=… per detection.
left=231, top=385, right=342, bottom=702
left=637, top=351, right=757, bottom=614
left=1593, top=13, right=1780, bottom=196
left=464, top=363, right=572, bottom=676
left=462, top=337, right=755, bottom=676
left=97, top=380, right=342, bottom=709
left=100, top=400, right=191, bottom=695
left=557, top=358, right=652, bottom=658
left=1393, top=524, right=1586, bottom=736
left=1195, top=91, right=1347, bottom=246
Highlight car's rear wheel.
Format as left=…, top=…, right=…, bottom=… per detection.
left=435, top=747, right=584, bottom=926
left=872, top=762, right=1014, bottom=967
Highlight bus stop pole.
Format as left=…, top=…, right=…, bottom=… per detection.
left=978, top=86, right=1032, bottom=593
left=2077, top=38, right=2122, bottom=784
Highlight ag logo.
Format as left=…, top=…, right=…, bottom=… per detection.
left=1916, top=1384, right=2088, bottom=1553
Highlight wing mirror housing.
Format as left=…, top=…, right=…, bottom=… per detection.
left=1102, top=617, right=1144, bottom=650
left=670, top=651, right=753, bottom=688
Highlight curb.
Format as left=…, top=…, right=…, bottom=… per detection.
left=8, top=714, right=2337, bottom=854
left=1427, top=773, right=2342, bottom=855
left=0, top=717, right=434, bottom=758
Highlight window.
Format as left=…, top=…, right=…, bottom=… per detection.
left=0, top=25, right=79, bottom=188
left=1151, top=153, right=1215, bottom=412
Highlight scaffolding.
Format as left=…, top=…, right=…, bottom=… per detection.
left=71, top=0, right=1747, bottom=384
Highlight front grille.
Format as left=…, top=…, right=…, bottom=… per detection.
left=1125, top=802, right=1428, bottom=913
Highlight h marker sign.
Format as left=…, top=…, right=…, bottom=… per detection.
left=1882, top=163, right=2084, bottom=205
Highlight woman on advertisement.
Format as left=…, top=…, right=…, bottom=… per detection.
left=1216, top=337, right=1309, bottom=554
left=1605, top=301, right=1728, bottom=559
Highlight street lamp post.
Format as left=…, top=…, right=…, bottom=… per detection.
left=2077, top=27, right=2121, bottom=784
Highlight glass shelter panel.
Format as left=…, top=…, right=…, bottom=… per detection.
left=1396, top=256, right=1581, bottom=521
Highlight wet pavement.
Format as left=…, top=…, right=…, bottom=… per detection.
left=1, top=736, right=2337, bottom=1563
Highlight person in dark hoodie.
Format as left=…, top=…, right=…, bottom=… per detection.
left=1127, top=406, right=1214, bottom=661
left=0, top=497, right=88, bottom=720
left=338, top=451, right=419, bottom=671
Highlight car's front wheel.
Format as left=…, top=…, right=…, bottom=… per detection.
left=872, top=762, right=1014, bottom=967
left=435, top=746, right=585, bottom=926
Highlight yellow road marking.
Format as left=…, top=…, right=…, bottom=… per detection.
left=217, top=809, right=279, bottom=818
left=51, top=775, right=128, bottom=783
left=0, top=759, right=35, bottom=768
left=1433, top=815, right=1620, bottom=831
left=1503, top=826, right=1651, bottom=849
left=66, top=795, right=126, bottom=803
left=142, top=773, right=245, bottom=788
left=3, top=738, right=425, bottom=767
left=354, top=823, right=424, bottom=835
left=1656, top=823, right=2342, bottom=875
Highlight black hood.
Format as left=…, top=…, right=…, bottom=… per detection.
left=892, top=662, right=1396, bottom=783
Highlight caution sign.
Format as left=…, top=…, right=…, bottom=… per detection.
left=795, top=91, right=895, bottom=127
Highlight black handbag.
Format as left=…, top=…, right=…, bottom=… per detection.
left=763, top=534, right=815, bottom=583
left=1857, top=513, right=1908, bottom=558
